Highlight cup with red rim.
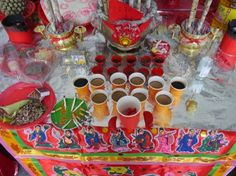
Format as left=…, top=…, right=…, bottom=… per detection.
left=111, top=55, right=122, bottom=67
left=95, top=55, right=106, bottom=66
left=123, top=66, right=135, bottom=77
left=137, top=67, right=150, bottom=79
left=151, top=67, right=164, bottom=77
left=140, top=55, right=151, bottom=67
left=125, top=55, right=137, bottom=66
left=107, top=67, right=119, bottom=77
left=91, top=65, right=103, bottom=74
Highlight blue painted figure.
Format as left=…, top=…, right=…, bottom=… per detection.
left=132, top=128, right=154, bottom=152
left=110, top=128, right=130, bottom=152
left=29, top=125, right=52, bottom=147
left=82, top=126, right=107, bottom=150
left=176, top=129, right=199, bottom=152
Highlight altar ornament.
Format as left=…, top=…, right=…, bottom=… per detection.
left=34, top=0, right=86, bottom=51
left=94, top=0, right=158, bottom=51
left=116, top=96, right=141, bottom=129
left=169, top=76, right=187, bottom=106
left=34, top=22, right=85, bottom=51
left=91, top=90, right=109, bottom=121
left=170, top=0, right=214, bottom=57
left=153, top=91, right=173, bottom=127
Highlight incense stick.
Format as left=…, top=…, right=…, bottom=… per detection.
left=197, top=0, right=213, bottom=34
left=72, top=100, right=85, bottom=112
left=46, top=0, right=57, bottom=32
left=187, top=0, right=200, bottom=33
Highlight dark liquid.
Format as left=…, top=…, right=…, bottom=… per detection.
left=171, top=81, right=185, bottom=89
left=133, top=93, right=146, bottom=101
left=130, top=77, right=144, bottom=85
left=91, top=78, right=104, bottom=86
left=113, top=78, right=125, bottom=84
left=74, top=78, right=88, bottom=87
left=155, top=58, right=164, bottom=63
left=156, top=95, right=171, bottom=105
left=150, top=81, right=163, bottom=89
left=112, top=91, right=126, bottom=102
left=92, top=93, right=107, bottom=104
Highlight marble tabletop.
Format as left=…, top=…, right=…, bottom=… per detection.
left=1, top=24, right=236, bottom=131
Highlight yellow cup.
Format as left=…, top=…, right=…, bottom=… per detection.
left=73, top=77, right=91, bottom=102
left=131, top=88, right=148, bottom=119
left=110, top=72, right=127, bottom=90
left=148, top=76, right=165, bottom=105
left=153, top=91, right=174, bottom=127
left=129, top=72, right=146, bottom=92
left=89, top=74, right=106, bottom=92
left=91, top=90, right=109, bottom=121
left=111, top=88, right=128, bottom=116
left=169, top=76, right=187, bottom=106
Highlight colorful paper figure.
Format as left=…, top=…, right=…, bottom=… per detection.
left=52, top=128, right=81, bottom=149
left=53, top=166, right=82, bottom=176
left=104, top=166, right=133, bottom=176
left=155, top=128, right=176, bottom=153
left=81, top=126, right=108, bottom=152
left=198, top=130, right=228, bottom=152
left=110, top=128, right=131, bottom=152
left=27, top=125, right=52, bottom=147
left=132, top=128, right=154, bottom=152
left=176, top=129, right=199, bottom=153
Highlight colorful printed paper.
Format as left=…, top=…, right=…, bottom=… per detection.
left=40, top=0, right=97, bottom=25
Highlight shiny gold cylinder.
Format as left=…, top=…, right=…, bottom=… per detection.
left=153, top=91, right=174, bottom=127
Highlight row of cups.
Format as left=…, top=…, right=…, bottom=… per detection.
left=73, top=72, right=187, bottom=128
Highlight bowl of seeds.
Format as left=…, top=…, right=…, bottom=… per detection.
left=0, top=82, right=56, bottom=130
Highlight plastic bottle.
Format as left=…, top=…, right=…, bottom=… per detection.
left=4, top=43, right=20, bottom=73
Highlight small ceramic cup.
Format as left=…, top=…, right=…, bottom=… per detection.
left=153, top=91, right=174, bottom=127
left=111, top=55, right=122, bottom=67
left=91, top=90, right=109, bottom=121
left=111, top=88, right=128, bottom=116
left=126, top=55, right=137, bottom=66
left=117, top=96, right=141, bottom=129
left=73, top=77, right=91, bottom=102
left=129, top=72, right=146, bottom=92
left=131, top=88, right=148, bottom=119
left=169, top=76, right=187, bottom=106
left=89, top=74, right=106, bottom=92
left=148, top=76, right=165, bottom=105
left=95, top=55, right=106, bottom=66
left=110, top=72, right=127, bottom=89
